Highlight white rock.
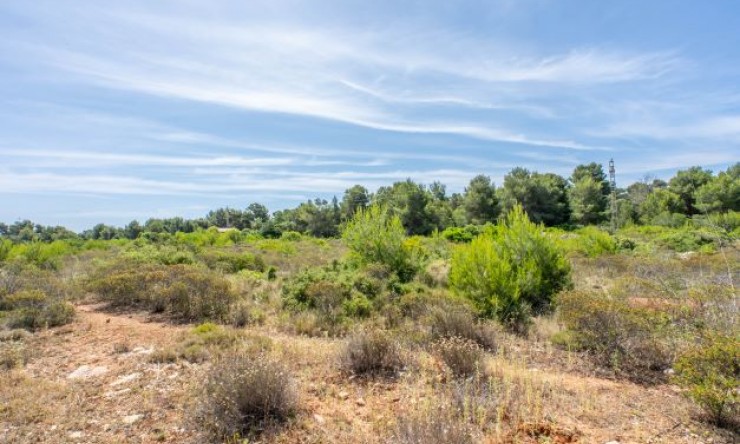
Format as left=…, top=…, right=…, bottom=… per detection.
left=68, top=431, right=84, bottom=439
left=132, top=346, right=154, bottom=355
left=104, top=388, right=132, bottom=398
left=110, top=372, right=141, bottom=386
left=122, top=414, right=144, bottom=425
left=68, top=365, right=108, bottom=379
left=313, top=414, right=326, bottom=425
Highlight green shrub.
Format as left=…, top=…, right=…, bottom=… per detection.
left=2, top=289, right=75, bottom=331
left=673, top=335, right=739, bottom=427
left=280, top=231, right=302, bottom=241
left=558, top=226, right=618, bottom=257
left=441, top=225, right=482, bottom=243
left=6, top=241, right=76, bottom=269
left=192, top=351, right=297, bottom=441
left=557, top=290, right=671, bottom=381
left=123, top=244, right=195, bottom=265
left=343, top=205, right=418, bottom=282
left=0, top=342, right=28, bottom=370
left=88, top=263, right=236, bottom=322
left=0, top=239, right=12, bottom=263
left=198, top=250, right=265, bottom=273
left=449, top=205, right=571, bottom=332
left=657, top=228, right=717, bottom=252
left=282, top=266, right=385, bottom=328
left=341, top=329, right=404, bottom=377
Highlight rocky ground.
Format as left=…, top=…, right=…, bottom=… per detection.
left=1, top=303, right=736, bottom=444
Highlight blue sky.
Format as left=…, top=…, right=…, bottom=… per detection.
left=1, top=0, right=738, bottom=230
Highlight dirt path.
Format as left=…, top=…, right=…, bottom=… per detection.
left=2, top=305, right=736, bottom=444
left=3, top=305, right=196, bottom=444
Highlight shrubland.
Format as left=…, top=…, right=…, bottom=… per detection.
left=1, top=175, right=738, bottom=442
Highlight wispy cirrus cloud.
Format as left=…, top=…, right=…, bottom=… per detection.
left=0, top=0, right=737, bottom=229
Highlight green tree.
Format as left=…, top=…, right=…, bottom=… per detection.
left=695, top=163, right=740, bottom=213
left=571, top=162, right=610, bottom=196
left=498, top=168, right=570, bottom=226
left=569, top=176, right=608, bottom=225
left=340, top=185, right=370, bottom=221
left=463, top=175, right=499, bottom=225
left=669, top=166, right=713, bottom=216
left=449, top=205, right=571, bottom=332
left=342, top=205, right=417, bottom=281
left=638, top=188, right=684, bottom=224
left=374, top=180, right=434, bottom=235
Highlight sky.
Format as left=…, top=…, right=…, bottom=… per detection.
left=1, top=0, right=738, bottom=230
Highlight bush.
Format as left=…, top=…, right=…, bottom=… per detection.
left=558, top=226, right=618, bottom=257
left=280, top=231, right=302, bottom=241
left=432, top=337, right=484, bottom=377
left=123, top=244, right=195, bottom=265
left=557, top=290, right=671, bottom=381
left=673, top=335, right=739, bottom=427
left=389, top=406, right=476, bottom=444
left=441, top=225, right=482, bottom=243
left=449, top=205, right=571, bottom=332
left=0, top=342, right=28, bottom=370
left=343, top=205, right=419, bottom=282
left=341, top=329, right=404, bottom=377
left=88, top=263, right=236, bottom=322
left=657, top=228, right=717, bottom=252
left=428, top=305, right=497, bottom=351
left=192, top=351, right=297, bottom=441
left=198, top=250, right=265, bottom=274
left=3, top=290, right=75, bottom=331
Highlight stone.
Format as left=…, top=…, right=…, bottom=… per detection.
left=356, top=398, right=366, bottom=407
left=132, top=346, right=154, bottom=355
left=110, top=372, right=141, bottom=386
left=338, top=390, right=349, bottom=400
left=122, top=414, right=144, bottom=425
left=68, top=365, right=108, bottom=379
left=104, top=388, right=132, bottom=398
left=313, top=414, right=326, bottom=425
left=68, top=431, right=84, bottom=439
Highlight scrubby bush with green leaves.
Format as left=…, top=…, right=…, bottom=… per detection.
left=673, top=335, right=739, bottom=427
left=1, top=289, right=75, bottom=331
left=0, top=263, right=77, bottom=331
left=556, top=290, right=672, bottom=382
left=449, top=205, right=571, bottom=332
left=123, top=243, right=196, bottom=265
left=192, top=350, right=297, bottom=441
left=87, top=262, right=236, bottom=322
left=556, top=226, right=618, bottom=257
left=441, top=225, right=483, bottom=243
left=281, top=264, right=395, bottom=335
left=197, top=250, right=265, bottom=273
left=3, top=241, right=77, bottom=269
left=342, top=205, right=420, bottom=282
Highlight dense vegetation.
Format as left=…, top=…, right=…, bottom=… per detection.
left=2, top=163, right=737, bottom=244
left=1, top=161, right=738, bottom=442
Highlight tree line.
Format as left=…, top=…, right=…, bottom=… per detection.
left=1, top=162, right=737, bottom=242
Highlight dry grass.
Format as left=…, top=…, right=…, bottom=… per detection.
left=191, top=350, right=298, bottom=441
left=0, top=243, right=736, bottom=444
left=341, top=329, right=405, bottom=377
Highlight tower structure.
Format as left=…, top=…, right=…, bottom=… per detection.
left=609, top=159, right=617, bottom=232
